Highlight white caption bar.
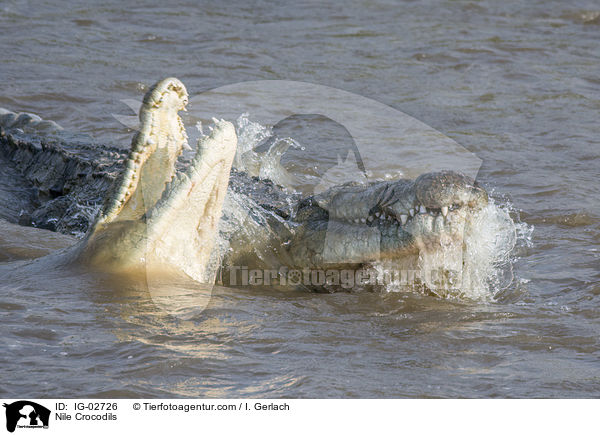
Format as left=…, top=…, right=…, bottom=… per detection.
left=0, top=399, right=597, bottom=434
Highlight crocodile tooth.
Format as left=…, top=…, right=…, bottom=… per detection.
left=367, top=216, right=374, bottom=223
left=400, top=215, right=408, bottom=225
left=419, top=205, right=426, bottom=214
left=361, top=218, right=366, bottom=224
left=375, top=212, right=381, bottom=218
left=409, top=209, right=415, bottom=217
left=354, top=218, right=360, bottom=224
left=441, top=206, right=448, bottom=217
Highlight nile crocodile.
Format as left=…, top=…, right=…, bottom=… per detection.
left=0, top=78, right=490, bottom=294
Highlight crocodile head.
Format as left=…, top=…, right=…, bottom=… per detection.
left=75, top=78, right=237, bottom=282
left=289, top=170, right=488, bottom=268
left=371, top=171, right=488, bottom=257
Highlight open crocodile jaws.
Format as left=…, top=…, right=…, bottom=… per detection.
left=73, top=78, right=237, bottom=282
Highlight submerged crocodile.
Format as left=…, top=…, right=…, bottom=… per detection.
left=0, top=78, right=489, bottom=293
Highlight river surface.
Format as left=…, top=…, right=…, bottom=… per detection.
left=0, top=0, right=599, bottom=398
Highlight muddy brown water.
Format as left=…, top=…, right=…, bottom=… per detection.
left=0, top=0, right=599, bottom=397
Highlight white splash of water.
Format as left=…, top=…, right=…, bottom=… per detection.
left=234, top=112, right=273, bottom=166
left=230, top=113, right=303, bottom=188
left=415, top=199, right=531, bottom=301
